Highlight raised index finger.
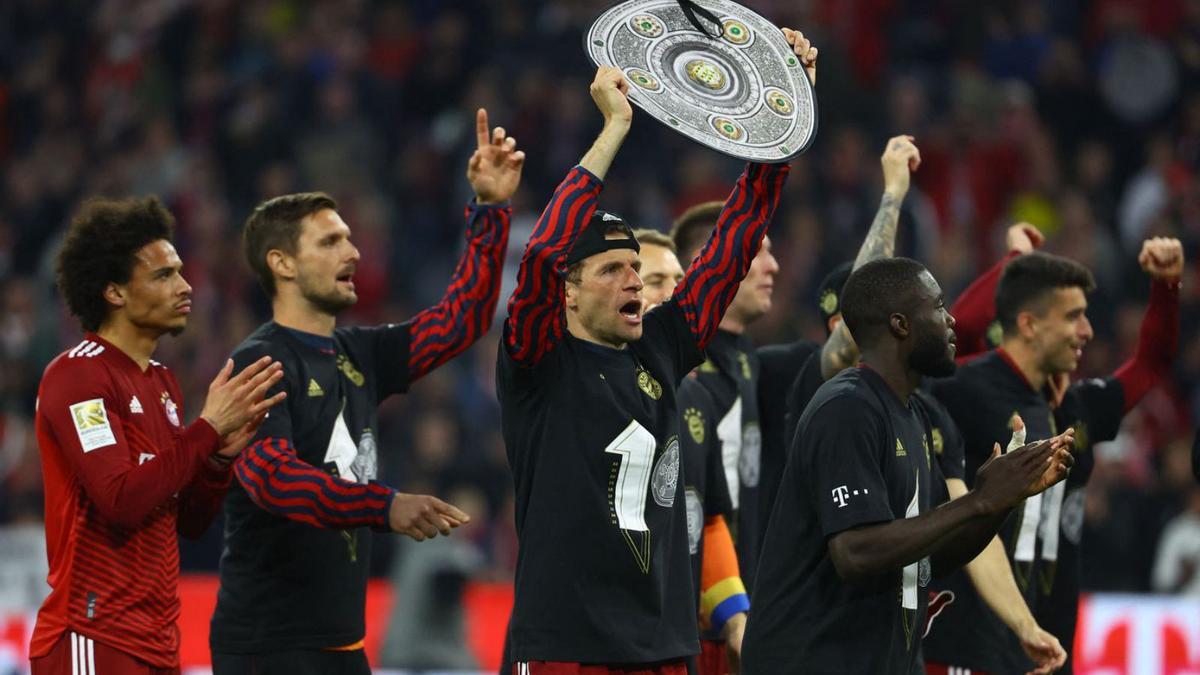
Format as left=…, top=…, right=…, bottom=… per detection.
left=475, top=108, right=490, bottom=149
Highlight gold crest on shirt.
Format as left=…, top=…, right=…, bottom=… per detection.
left=932, top=427, right=945, bottom=455
left=684, top=407, right=705, bottom=443
left=336, top=355, right=364, bottom=387
left=737, top=352, right=751, bottom=380
left=637, top=369, right=662, bottom=400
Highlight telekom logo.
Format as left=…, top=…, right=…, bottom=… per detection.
left=1078, top=594, right=1200, bottom=674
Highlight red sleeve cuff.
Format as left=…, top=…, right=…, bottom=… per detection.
left=184, top=418, right=221, bottom=460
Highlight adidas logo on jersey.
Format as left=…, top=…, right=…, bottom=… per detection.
left=68, top=340, right=105, bottom=359
left=895, top=438, right=907, bottom=457
left=129, top=396, right=144, bottom=414
left=308, top=379, right=324, bottom=397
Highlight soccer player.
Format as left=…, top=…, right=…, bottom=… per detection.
left=741, top=257, right=1075, bottom=675
left=31, top=196, right=285, bottom=675
left=789, top=229, right=1068, bottom=673
left=500, top=30, right=814, bottom=672
left=209, top=109, right=523, bottom=674
left=924, top=238, right=1183, bottom=674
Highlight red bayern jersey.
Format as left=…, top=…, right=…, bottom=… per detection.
left=31, top=334, right=229, bottom=668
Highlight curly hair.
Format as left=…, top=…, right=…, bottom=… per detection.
left=55, top=196, right=176, bottom=332
left=243, top=192, right=338, bottom=296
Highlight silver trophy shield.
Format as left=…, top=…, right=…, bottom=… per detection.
left=585, top=0, right=817, bottom=163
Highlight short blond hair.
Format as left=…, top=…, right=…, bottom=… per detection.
left=632, top=228, right=676, bottom=252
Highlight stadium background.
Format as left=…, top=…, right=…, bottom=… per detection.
left=0, top=0, right=1199, bottom=672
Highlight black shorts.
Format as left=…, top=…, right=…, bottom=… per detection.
left=211, top=649, right=370, bottom=675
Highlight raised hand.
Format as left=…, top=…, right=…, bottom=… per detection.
left=881, top=134, right=921, bottom=199
left=1006, top=222, right=1045, bottom=254
left=1138, top=236, right=1184, bottom=281
left=591, top=66, right=633, bottom=126
left=389, top=492, right=471, bottom=541
left=974, top=428, right=1075, bottom=513
left=1024, top=428, right=1076, bottom=497
left=781, top=28, right=819, bottom=86
left=467, top=108, right=526, bottom=205
left=200, top=357, right=287, bottom=437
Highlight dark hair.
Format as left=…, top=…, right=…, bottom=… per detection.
left=55, top=196, right=176, bottom=332
left=995, top=252, right=1095, bottom=336
left=243, top=192, right=338, bottom=296
left=564, top=219, right=635, bottom=284
left=670, top=201, right=723, bottom=263
left=632, top=228, right=676, bottom=253
left=840, top=257, right=929, bottom=348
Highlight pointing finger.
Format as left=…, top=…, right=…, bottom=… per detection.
left=475, top=108, right=490, bottom=148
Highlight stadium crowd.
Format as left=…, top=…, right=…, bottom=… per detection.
left=1, top=0, right=1200, bottom=627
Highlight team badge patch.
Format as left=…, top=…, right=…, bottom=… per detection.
left=637, top=369, right=663, bottom=400
left=684, top=407, right=705, bottom=443
left=160, top=392, right=180, bottom=427
left=820, top=288, right=838, bottom=316
left=931, top=427, right=944, bottom=455
left=336, top=354, right=365, bottom=387
left=70, top=399, right=116, bottom=452
left=650, top=436, right=679, bottom=507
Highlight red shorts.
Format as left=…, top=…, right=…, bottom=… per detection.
left=695, top=638, right=729, bottom=675
left=30, top=631, right=179, bottom=675
left=512, top=659, right=688, bottom=675
left=925, top=664, right=990, bottom=675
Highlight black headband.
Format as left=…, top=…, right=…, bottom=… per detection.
left=564, top=210, right=641, bottom=266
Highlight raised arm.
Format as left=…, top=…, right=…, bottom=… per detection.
left=503, top=67, right=632, bottom=367
left=407, top=109, right=522, bottom=382
left=820, top=135, right=921, bottom=378
left=950, top=223, right=1043, bottom=358
left=1113, top=237, right=1183, bottom=412
left=672, top=30, right=815, bottom=351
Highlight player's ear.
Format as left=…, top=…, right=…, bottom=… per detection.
left=267, top=249, right=297, bottom=283
left=564, top=279, right=579, bottom=310
left=1016, top=310, right=1037, bottom=340
left=888, top=312, right=909, bottom=339
left=102, top=282, right=126, bottom=308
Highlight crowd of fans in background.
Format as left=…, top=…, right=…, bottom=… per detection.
left=1, top=0, right=1200, bottom=606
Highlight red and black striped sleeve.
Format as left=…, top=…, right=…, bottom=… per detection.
left=1113, top=278, right=1180, bottom=412
left=234, top=436, right=396, bottom=530
left=407, top=202, right=512, bottom=382
left=504, top=166, right=603, bottom=367
left=673, top=162, right=790, bottom=351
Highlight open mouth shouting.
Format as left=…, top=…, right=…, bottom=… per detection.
left=336, top=270, right=355, bottom=292
left=619, top=299, right=642, bottom=326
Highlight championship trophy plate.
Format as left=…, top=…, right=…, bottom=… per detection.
left=585, top=0, right=817, bottom=163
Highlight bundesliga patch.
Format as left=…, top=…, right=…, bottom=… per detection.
left=70, top=399, right=117, bottom=452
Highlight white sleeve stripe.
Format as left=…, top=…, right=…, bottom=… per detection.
left=86, top=635, right=95, bottom=675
